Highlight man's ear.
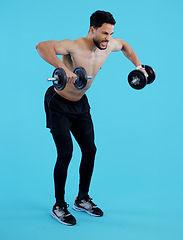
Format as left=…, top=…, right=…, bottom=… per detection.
left=89, top=26, right=95, bottom=34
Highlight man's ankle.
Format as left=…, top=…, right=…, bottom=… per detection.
left=56, top=199, right=65, bottom=207
left=77, top=191, right=88, bottom=201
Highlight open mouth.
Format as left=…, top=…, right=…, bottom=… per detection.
left=101, top=41, right=108, bottom=47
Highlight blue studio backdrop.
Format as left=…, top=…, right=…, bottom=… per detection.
left=0, top=0, right=183, bottom=239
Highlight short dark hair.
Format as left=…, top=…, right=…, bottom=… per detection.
left=90, top=10, right=116, bottom=29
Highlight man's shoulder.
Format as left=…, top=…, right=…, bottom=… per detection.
left=57, top=39, right=80, bottom=53
left=67, top=38, right=85, bottom=47
left=110, top=38, right=126, bottom=52
left=73, top=37, right=87, bottom=45
left=70, top=38, right=89, bottom=51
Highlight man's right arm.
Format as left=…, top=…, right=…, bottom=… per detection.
left=35, top=40, right=77, bottom=82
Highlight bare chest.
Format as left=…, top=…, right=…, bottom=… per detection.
left=62, top=49, right=111, bottom=77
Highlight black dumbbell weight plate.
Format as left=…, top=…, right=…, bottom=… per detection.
left=52, top=68, right=67, bottom=91
left=73, top=67, right=87, bottom=90
left=128, top=70, right=147, bottom=90
left=145, top=65, right=156, bottom=84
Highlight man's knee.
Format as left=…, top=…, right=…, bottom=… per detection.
left=57, top=149, right=73, bottom=166
left=83, top=144, right=97, bottom=158
left=91, top=144, right=97, bottom=155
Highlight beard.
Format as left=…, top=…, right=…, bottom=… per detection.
left=93, top=38, right=109, bottom=50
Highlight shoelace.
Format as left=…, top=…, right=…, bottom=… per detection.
left=57, top=204, right=71, bottom=216
left=83, top=197, right=97, bottom=208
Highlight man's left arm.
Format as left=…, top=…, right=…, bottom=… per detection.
left=112, top=38, right=147, bottom=76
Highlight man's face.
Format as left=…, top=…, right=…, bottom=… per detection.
left=92, top=23, right=114, bottom=50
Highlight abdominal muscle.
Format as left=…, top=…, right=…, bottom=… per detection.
left=54, top=77, right=94, bottom=102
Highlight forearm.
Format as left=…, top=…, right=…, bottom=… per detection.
left=122, top=49, right=142, bottom=67
left=122, top=42, right=142, bottom=67
left=35, top=41, right=67, bottom=69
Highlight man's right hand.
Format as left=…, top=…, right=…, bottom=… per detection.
left=64, top=69, right=78, bottom=84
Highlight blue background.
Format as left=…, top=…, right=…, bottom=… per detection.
left=0, top=0, right=183, bottom=239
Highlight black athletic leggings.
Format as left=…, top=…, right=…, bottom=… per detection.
left=52, top=112, right=97, bottom=202
left=44, top=86, right=96, bottom=202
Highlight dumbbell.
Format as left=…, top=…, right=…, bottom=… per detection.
left=128, top=65, right=156, bottom=90
left=47, top=67, right=92, bottom=91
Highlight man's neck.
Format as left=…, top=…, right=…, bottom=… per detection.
left=85, top=33, right=98, bottom=52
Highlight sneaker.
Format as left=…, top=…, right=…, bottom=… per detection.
left=73, top=196, right=103, bottom=217
left=51, top=203, right=76, bottom=226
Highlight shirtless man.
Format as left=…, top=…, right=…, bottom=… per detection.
left=36, top=10, right=147, bottom=226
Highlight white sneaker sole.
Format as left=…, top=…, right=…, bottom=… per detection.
left=51, top=212, right=75, bottom=226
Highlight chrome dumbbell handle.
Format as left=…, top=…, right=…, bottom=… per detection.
left=131, top=77, right=141, bottom=85
left=47, top=76, right=92, bottom=81
left=47, top=77, right=58, bottom=81
left=86, top=76, right=92, bottom=80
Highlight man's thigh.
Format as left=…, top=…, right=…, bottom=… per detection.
left=71, top=112, right=95, bottom=147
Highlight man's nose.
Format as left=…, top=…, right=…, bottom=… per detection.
left=105, top=36, right=110, bottom=41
